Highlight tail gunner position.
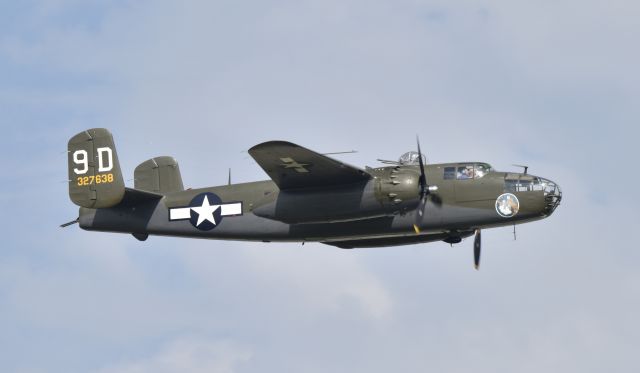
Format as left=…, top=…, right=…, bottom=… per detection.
left=63, top=128, right=561, bottom=269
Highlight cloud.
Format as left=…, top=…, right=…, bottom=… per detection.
left=242, top=246, right=394, bottom=320
left=94, top=338, right=251, bottom=373
left=1, top=1, right=639, bottom=372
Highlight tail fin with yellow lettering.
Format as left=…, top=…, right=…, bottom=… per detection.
left=67, top=128, right=125, bottom=208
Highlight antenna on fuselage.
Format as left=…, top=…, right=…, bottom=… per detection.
left=512, top=164, right=529, bottom=174
left=323, top=150, right=358, bottom=155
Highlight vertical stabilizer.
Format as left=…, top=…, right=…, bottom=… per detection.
left=67, top=128, right=125, bottom=208
left=134, top=156, right=184, bottom=194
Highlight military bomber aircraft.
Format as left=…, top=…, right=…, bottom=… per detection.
left=63, top=128, right=562, bottom=269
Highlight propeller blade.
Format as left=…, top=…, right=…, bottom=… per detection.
left=416, top=136, right=427, bottom=195
left=474, top=229, right=481, bottom=270
left=413, top=194, right=427, bottom=234
left=413, top=136, right=433, bottom=234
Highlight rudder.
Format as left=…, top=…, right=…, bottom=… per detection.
left=68, top=128, right=125, bottom=208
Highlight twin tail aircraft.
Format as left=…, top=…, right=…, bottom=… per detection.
left=63, top=128, right=562, bottom=269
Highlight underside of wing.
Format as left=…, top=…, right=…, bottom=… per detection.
left=322, top=231, right=475, bottom=249
left=248, top=141, right=371, bottom=190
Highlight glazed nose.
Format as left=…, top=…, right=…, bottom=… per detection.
left=541, top=179, right=562, bottom=215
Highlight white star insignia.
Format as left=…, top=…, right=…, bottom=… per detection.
left=191, top=195, right=221, bottom=226
left=169, top=195, right=243, bottom=229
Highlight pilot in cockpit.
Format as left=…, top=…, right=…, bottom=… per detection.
left=457, top=165, right=474, bottom=179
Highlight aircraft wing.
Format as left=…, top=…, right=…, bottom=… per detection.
left=249, top=141, right=371, bottom=190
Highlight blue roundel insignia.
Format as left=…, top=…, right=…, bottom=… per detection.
left=168, top=192, right=243, bottom=231
left=189, top=193, right=223, bottom=231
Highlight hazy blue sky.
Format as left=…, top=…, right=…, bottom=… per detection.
left=1, top=1, right=638, bottom=372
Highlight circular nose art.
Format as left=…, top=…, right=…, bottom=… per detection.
left=495, top=193, right=520, bottom=218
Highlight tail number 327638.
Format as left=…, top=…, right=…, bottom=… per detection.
left=72, top=147, right=114, bottom=186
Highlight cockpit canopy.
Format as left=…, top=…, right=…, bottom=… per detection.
left=398, top=151, right=427, bottom=165
left=443, top=163, right=493, bottom=180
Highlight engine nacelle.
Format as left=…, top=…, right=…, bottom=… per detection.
left=253, top=172, right=420, bottom=224
left=375, top=167, right=421, bottom=210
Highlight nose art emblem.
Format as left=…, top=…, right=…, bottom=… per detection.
left=495, top=193, right=520, bottom=218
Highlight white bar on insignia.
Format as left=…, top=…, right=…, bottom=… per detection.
left=221, top=203, right=242, bottom=216
left=170, top=208, right=191, bottom=220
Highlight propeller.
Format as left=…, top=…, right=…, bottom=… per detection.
left=413, top=136, right=440, bottom=233
left=416, top=137, right=427, bottom=198
left=474, top=229, right=481, bottom=270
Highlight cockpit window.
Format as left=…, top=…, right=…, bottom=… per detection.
left=455, top=163, right=492, bottom=180
left=475, top=163, right=492, bottom=178
left=457, top=165, right=474, bottom=180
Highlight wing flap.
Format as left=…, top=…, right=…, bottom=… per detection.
left=248, top=141, right=371, bottom=190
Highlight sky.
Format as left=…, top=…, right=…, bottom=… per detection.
left=1, top=0, right=639, bottom=372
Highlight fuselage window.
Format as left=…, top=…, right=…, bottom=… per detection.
left=505, top=178, right=545, bottom=192
left=457, top=165, right=474, bottom=180
left=516, top=180, right=532, bottom=192
left=444, top=167, right=456, bottom=180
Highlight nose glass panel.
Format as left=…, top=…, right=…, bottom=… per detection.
left=539, top=178, right=562, bottom=215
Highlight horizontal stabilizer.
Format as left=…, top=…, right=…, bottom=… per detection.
left=118, top=187, right=163, bottom=207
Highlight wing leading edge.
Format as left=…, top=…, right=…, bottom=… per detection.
left=249, top=141, right=371, bottom=190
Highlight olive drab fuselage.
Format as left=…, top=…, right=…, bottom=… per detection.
left=67, top=129, right=561, bottom=250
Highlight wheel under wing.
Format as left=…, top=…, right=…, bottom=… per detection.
left=249, top=141, right=371, bottom=190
